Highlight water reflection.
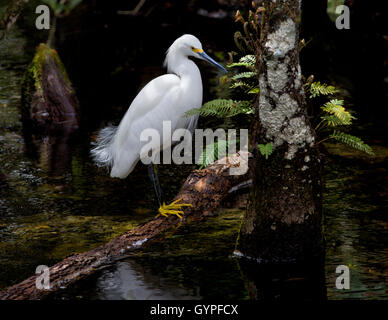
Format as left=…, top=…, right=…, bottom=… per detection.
left=24, top=123, right=78, bottom=177
left=324, top=156, right=388, bottom=299
left=54, top=155, right=387, bottom=300
left=95, top=260, right=200, bottom=300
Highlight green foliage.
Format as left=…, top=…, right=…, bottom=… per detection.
left=186, top=52, right=259, bottom=123
left=190, top=51, right=257, bottom=169
left=308, top=81, right=373, bottom=155
left=227, top=55, right=258, bottom=94
left=309, top=81, right=338, bottom=98
left=185, top=99, right=253, bottom=118
left=321, top=99, right=355, bottom=125
left=330, top=131, right=374, bottom=155
left=227, top=55, right=256, bottom=69
left=258, top=143, right=273, bottom=159
left=191, top=8, right=261, bottom=169
left=231, top=71, right=257, bottom=81
left=227, top=63, right=258, bottom=93
left=197, top=139, right=237, bottom=168
left=229, top=81, right=251, bottom=90
left=247, top=87, right=259, bottom=94
left=320, top=115, right=350, bottom=127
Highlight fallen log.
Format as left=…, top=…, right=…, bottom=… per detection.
left=0, top=151, right=250, bottom=300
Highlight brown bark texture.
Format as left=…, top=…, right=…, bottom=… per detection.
left=236, top=0, right=323, bottom=263
left=0, top=152, right=250, bottom=300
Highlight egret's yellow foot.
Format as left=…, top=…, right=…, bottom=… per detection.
left=157, top=199, right=192, bottom=220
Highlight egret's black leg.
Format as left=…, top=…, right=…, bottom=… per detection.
left=148, top=163, right=192, bottom=220
left=153, top=164, right=163, bottom=204
left=148, top=163, right=161, bottom=207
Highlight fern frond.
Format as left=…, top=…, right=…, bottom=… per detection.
left=321, top=99, right=354, bottom=124
left=229, top=82, right=259, bottom=95
left=185, top=99, right=253, bottom=118
left=309, top=81, right=338, bottom=98
left=227, top=55, right=256, bottom=69
left=248, top=87, right=259, bottom=94
left=258, top=143, right=273, bottom=159
left=229, top=81, right=251, bottom=89
left=330, top=131, right=374, bottom=155
left=231, top=71, right=257, bottom=81
left=321, top=115, right=351, bottom=127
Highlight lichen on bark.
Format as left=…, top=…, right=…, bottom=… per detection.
left=259, top=14, right=315, bottom=160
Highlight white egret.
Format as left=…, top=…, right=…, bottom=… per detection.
left=91, top=34, right=226, bottom=218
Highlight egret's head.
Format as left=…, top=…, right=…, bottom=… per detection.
left=165, top=34, right=227, bottom=73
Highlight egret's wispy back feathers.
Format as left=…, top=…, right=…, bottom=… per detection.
left=90, top=126, right=117, bottom=170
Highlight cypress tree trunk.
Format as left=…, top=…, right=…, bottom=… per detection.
left=236, top=0, right=324, bottom=263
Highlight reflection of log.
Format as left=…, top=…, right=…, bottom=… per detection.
left=0, top=152, right=250, bottom=300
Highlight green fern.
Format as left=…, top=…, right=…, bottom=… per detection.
left=320, top=115, right=351, bottom=127
left=248, top=87, right=259, bottom=94
left=258, top=143, right=273, bottom=159
left=321, top=99, right=354, bottom=124
left=330, top=131, right=374, bottom=155
left=229, top=81, right=252, bottom=89
left=185, top=99, right=253, bottom=118
left=227, top=55, right=256, bottom=69
left=231, top=71, right=257, bottom=81
left=309, top=81, right=338, bottom=98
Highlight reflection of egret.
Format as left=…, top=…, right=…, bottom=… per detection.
left=91, top=34, right=226, bottom=218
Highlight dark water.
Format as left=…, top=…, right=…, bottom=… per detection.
left=0, top=1, right=387, bottom=299
left=51, top=154, right=387, bottom=300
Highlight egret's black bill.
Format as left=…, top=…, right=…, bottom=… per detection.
left=200, top=51, right=227, bottom=73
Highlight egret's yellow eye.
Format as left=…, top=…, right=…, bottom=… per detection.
left=191, top=47, right=203, bottom=54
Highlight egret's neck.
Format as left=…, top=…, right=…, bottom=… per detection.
left=165, top=51, right=203, bottom=106
left=166, top=52, right=200, bottom=79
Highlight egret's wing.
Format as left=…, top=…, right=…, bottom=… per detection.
left=124, top=74, right=181, bottom=125
left=110, top=74, right=182, bottom=178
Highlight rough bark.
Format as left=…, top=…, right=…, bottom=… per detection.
left=236, top=0, right=323, bottom=263
left=0, top=152, right=250, bottom=300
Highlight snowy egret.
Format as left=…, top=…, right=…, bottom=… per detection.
left=91, top=34, right=226, bottom=219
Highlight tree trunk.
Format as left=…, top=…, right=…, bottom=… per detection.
left=236, top=0, right=324, bottom=263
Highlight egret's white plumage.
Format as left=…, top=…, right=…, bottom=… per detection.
left=91, top=34, right=224, bottom=179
